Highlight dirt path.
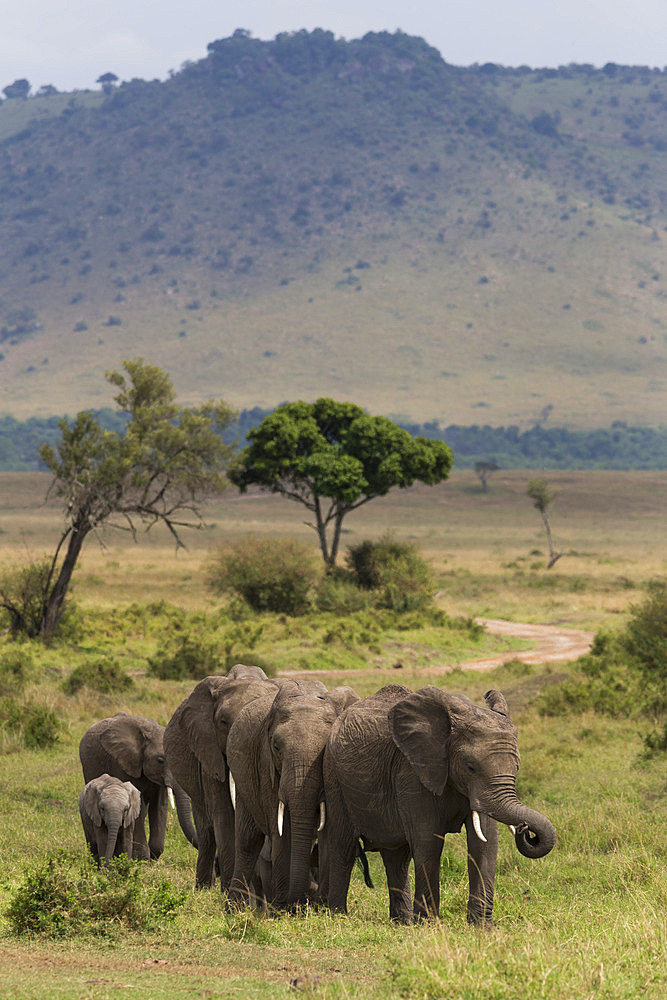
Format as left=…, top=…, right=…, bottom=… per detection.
left=282, top=619, right=594, bottom=681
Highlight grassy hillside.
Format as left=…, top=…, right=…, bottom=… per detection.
left=0, top=33, right=666, bottom=427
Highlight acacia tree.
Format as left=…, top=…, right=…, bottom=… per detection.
left=228, top=398, right=453, bottom=568
left=526, top=478, right=562, bottom=568
left=1, top=359, right=236, bottom=640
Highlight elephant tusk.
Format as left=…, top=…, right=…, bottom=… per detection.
left=508, top=825, right=516, bottom=835
left=167, top=787, right=175, bottom=810
left=278, top=800, right=285, bottom=837
left=472, top=810, right=488, bottom=843
left=317, top=801, right=325, bottom=833
left=229, top=773, right=236, bottom=810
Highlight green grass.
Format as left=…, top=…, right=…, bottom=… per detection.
left=0, top=467, right=664, bottom=995
left=0, top=664, right=664, bottom=998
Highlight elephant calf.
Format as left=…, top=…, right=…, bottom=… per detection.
left=79, top=774, right=142, bottom=866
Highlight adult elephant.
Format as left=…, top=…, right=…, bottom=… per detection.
left=323, top=684, right=556, bottom=925
left=163, top=666, right=280, bottom=890
left=79, top=713, right=193, bottom=861
left=226, top=680, right=359, bottom=910
left=79, top=773, right=142, bottom=866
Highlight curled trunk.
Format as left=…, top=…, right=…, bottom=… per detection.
left=491, top=801, right=556, bottom=859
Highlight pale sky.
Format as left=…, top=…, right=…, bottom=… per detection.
left=2, top=1, right=667, bottom=94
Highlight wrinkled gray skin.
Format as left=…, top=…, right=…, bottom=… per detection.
left=163, top=664, right=280, bottom=891
left=79, top=773, right=142, bottom=866
left=323, top=684, right=556, bottom=925
left=226, top=680, right=359, bottom=910
left=79, top=713, right=191, bottom=861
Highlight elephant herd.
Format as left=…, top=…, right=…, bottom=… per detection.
left=78, top=664, right=556, bottom=926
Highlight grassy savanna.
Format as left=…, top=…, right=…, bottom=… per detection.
left=1, top=468, right=664, bottom=630
left=0, top=468, right=664, bottom=997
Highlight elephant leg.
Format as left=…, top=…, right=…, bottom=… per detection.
left=412, top=842, right=443, bottom=920
left=147, top=789, right=167, bottom=860
left=465, top=813, right=498, bottom=926
left=381, top=845, right=412, bottom=924
left=227, top=801, right=265, bottom=909
left=192, top=804, right=216, bottom=888
left=118, top=826, right=134, bottom=860
left=132, top=799, right=151, bottom=861
left=207, top=780, right=235, bottom=893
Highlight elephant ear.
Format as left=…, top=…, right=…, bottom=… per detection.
left=389, top=686, right=454, bottom=796
left=181, top=678, right=227, bottom=782
left=81, top=779, right=103, bottom=826
left=99, top=716, right=144, bottom=777
left=123, top=782, right=142, bottom=825
left=327, top=686, right=360, bottom=715
left=484, top=690, right=511, bottom=718
left=263, top=725, right=277, bottom=789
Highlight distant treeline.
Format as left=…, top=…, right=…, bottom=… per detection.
left=0, top=410, right=665, bottom=472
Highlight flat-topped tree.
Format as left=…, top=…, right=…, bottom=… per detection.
left=228, top=398, right=453, bottom=568
left=14, top=358, right=236, bottom=640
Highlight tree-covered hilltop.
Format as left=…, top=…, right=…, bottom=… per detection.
left=1, top=29, right=666, bottom=427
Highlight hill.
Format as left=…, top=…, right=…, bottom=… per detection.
left=0, top=30, right=666, bottom=428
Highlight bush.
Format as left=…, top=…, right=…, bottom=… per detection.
left=0, top=557, right=78, bottom=640
left=62, top=657, right=134, bottom=696
left=0, top=646, right=34, bottom=695
left=6, top=853, right=186, bottom=938
left=0, top=697, right=61, bottom=750
left=207, top=536, right=319, bottom=615
left=314, top=573, right=371, bottom=614
left=537, top=583, right=666, bottom=747
left=622, top=580, right=666, bottom=680
left=345, top=535, right=435, bottom=613
left=147, top=631, right=227, bottom=680
left=146, top=622, right=268, bottom=680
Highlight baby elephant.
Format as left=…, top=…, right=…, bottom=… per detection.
left=79, top=774, right=142, bottom=866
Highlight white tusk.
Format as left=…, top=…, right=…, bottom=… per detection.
left=277, top=800, right=285, bottom=837
left=508, top=825, right=516, bottom=835
left=472, top=810, right=488, bottom=843
left=229, top=773, right=236, bottom=810
left=167, top=787, right=175, bottom=810
left=317, top=801, right=325, bottom=833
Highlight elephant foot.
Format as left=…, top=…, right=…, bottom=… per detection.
left=466, top=911, right=494, bottom=929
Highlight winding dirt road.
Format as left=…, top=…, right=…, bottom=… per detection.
left=457, top=618, right=595, bottom=673
left=283, top=619, right=594, bottom=680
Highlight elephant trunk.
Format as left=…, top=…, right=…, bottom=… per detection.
left=475, top=780, right=556, bottom=859
left=281, top=767, right=322, bottom=906
left=103, top=817, right=122, bottom=867
left=172, top=781, right=198, bottom=848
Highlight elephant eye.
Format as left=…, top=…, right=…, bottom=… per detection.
left=465, top=762, right=476, bottom=774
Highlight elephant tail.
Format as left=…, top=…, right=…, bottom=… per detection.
left=356, top=838, right=374, bottom=889
left=172, top=782, right=198, bottom=848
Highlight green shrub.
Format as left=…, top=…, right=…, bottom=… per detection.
left=314, top=572, right=371, bottom=614
left=62, top=657, right=134, bottom=696
left=147, top=631, right=227, bottom=680
left=622, top=580, right=666, bottom=680
left=0, top=646, right=34, bottom=695
left=0, top=697, right=61, bottom=750
left=346, top=535, right=435, bottom=612
left=0, top=557, right=79, bottom=640
left=207, top=536, right=319, bottom=615
left=537, top=584, right=666, bottom=740
left=6, top=853, right=186, bottom=938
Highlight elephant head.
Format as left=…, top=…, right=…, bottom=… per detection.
left=79, top=773, right=141, bottom=866
left=262, top=680, right=341, bottom=905
left=389, top=686, right=556, bottom=859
